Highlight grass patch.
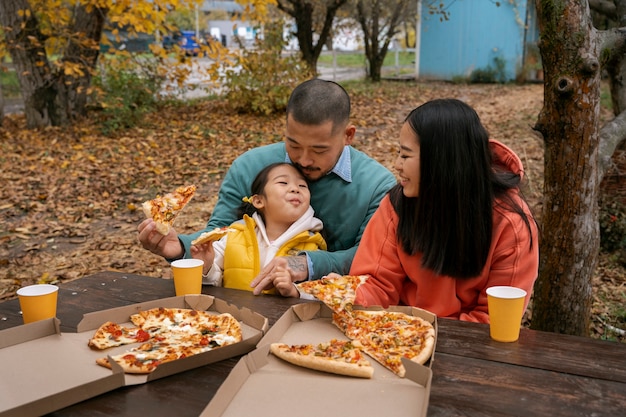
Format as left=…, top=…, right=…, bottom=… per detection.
left=318, top=51, right=415, bottom=68
left=1, top=69, right=21, bottom=99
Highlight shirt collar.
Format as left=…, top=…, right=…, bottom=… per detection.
left=285, top=146, right=352, bottom=183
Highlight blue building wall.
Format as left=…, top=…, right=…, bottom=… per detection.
left=419, top=0, right=530, bottom=81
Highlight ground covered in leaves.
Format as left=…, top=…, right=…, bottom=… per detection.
left=1, top=80, right=624, bottom=342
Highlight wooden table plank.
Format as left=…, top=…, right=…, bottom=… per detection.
left=429, top=352, right=626, bottom=417
left=436, top=318, right=626, bottom=383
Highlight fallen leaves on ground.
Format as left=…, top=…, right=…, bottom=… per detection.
left=0, top=81, right=623, bottom=342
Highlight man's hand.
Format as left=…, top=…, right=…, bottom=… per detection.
left=250, top=256, right=308, bottom=296
left=137, top=219, right=185, bottom=260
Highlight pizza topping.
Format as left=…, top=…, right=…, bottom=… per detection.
left=142, top=185, right=196, bottom=235
left=270, top=339, right=374, bottom=379
left=296, top=275, right=436, bottom=378
left=89, top=308, right=242, bottom=374
left=296, top=275, right=368, bottom=313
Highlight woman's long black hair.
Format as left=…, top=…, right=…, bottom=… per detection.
left=390, top=98, right=534, bottom=278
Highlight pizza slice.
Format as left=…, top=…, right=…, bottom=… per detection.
left=95, top=341, right=182, bottom=374
left=270, top=339, right=374, bottom=378
left=91, top=308, right=243, bottom=374
left=339, top=310, right=436, bottom=377
left=191, top=227, right=236, bottom=246
left=296, top=275, right=368, bottom=313
left=88, top=321, right=151, bottom=350
left=142, top=184, right=196, bottom=235
left=129, top=308, right=242, bottom=343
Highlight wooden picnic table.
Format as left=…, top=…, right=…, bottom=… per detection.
left=0, top=271, right=624, bottom=416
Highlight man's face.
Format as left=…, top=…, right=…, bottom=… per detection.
left=284, top=114, right=354, bottom=181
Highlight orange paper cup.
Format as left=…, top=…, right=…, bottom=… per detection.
left=172, top=259, right=204, bottom=296
left=486, top=286, right=527, bottom=342
left=17, top=284, right=59, bottom=324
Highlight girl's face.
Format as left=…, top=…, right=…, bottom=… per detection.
left=252, top=165, right=311, bottom=227
left=395, top=122, right=421, bottom=198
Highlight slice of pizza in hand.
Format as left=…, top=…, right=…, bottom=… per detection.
left=296, top=275, right=368, bottom=313
left=142, top=184, right=197, bottom=235
left=191, top=227, right=237, bottom=246
left=270, top=339, right=374, bottom=379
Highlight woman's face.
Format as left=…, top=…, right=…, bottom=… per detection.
left=394, top=122, right=421, bottom=198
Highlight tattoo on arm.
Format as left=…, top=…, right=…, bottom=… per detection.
left=287, top=256, right=307, bottom=273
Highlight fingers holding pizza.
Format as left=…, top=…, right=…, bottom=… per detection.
left=142, top=185, right=196, bottom=235
left=190, top=239, right=216, bottom=274
left=138, top=184, right=196, bottom=260
left=137, top=218, right=185, bottom=260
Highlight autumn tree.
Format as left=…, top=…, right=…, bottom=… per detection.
left=0, top=0, right=206, bottom=129
left=532, top=0, right=626, bottom=335
left=353, top=0, right=412, bottom=82
left=275, top=0, right=350, bottom=73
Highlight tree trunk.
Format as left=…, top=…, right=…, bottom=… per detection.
left=276, top=0, right=348, bottom=74
left=604, top=0, right=626, bottom=117
left=62, top=3, right=108, bottom=119
left=0, top=77, right=4, bottom=127
left=0, top=0, right=107, bottom=127
left=356, top=0, right=409, bottom=82
left=532, top=0, right=602, bottom=336
left=0, top=0, right=61, bottom=127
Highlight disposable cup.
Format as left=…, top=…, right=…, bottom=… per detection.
left=486, top=286, right=527, bottom=342
left=17, top=284, right=59, bottom=324
left=172, top=259, right=204, bottom=296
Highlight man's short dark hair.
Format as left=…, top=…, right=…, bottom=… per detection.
left=286, top=79, right=351, bottom=134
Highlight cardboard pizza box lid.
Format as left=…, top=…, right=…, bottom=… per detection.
left=0, top=295, right=269, bottom=417
left=201, top=302, right=436, bottom=417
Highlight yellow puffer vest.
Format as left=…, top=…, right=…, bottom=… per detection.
left=222, top=215, right=327, bottom=292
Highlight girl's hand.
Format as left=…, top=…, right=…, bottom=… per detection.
left=272, top=266, right=299, bottom=298
left=190, top=242, right=215, bottom=275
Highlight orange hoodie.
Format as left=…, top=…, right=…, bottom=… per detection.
left=351, top=140, right=539, bottom=323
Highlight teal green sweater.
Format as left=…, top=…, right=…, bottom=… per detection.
left=179, top=142, right=396, bottom=280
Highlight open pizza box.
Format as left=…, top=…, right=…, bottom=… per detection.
left=201, top=302, right=437, bottom=417
left=0, top=294, right=268, bottom=417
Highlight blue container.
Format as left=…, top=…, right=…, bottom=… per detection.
left=180, top=30, right=200, bottom=56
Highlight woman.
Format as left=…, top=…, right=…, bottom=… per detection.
left=350, top=99, right=539, bottom=323
left=192, top=162, right=326, bottom=297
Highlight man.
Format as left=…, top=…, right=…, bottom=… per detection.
left=138, top=79, right=396, bottom=294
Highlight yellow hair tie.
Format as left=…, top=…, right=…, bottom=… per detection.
left=242, top=196, right=252, bottom=204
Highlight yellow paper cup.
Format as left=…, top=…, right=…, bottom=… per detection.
left=486, top=286, right=527, bottom=342
left=17, top=284, right=59, bottom=324
left=172, top=259, right=204, bottom=296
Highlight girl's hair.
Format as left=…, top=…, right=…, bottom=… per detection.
left=390, top=98, right=535, bottom=278
left=237, top=162, right=300, bottom=219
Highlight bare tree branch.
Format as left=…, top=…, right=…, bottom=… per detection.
left=589, top=0, right=617, bottom=19
left=599, top=110, right=626, bottom=176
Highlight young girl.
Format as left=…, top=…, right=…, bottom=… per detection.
left=191, top=162, right=326, bottom=297
left=348, top=98, right=539, bottom=323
